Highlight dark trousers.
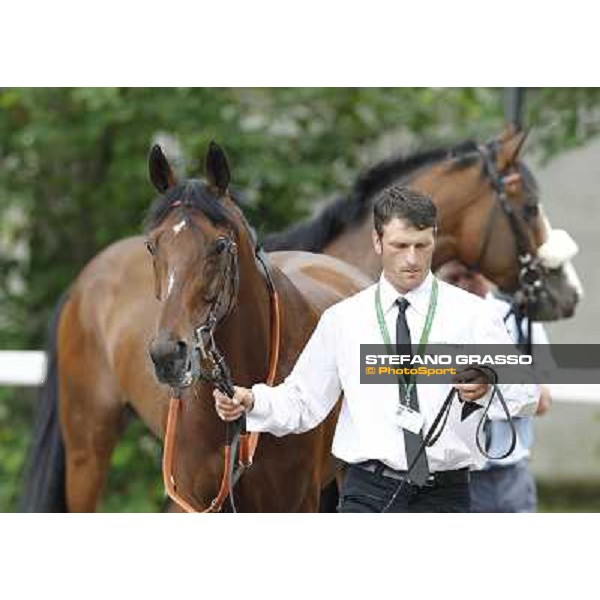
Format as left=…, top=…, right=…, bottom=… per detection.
left=470, top=459, right=537, bottom=513
left=337, top=464, right=471, bottom=513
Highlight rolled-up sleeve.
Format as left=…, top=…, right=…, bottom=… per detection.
left=246, top=308, right=342, bottom=437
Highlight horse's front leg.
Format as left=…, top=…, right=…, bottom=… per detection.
left=60, top=375, right=125, bottom=512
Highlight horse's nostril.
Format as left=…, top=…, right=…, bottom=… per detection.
left=149, top=338, right=189, bottom=370
left=149, top=344, right=161, bottom=366
left=149, top=338, right=191, bottom=385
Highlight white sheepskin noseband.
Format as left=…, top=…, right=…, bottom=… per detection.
left=537, top=229, right=579, bottom=269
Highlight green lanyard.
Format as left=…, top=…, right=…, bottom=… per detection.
left=375, top=277, right=438, bottom=402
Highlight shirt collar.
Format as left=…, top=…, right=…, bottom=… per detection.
left=378, top=270, right=434, bottom=316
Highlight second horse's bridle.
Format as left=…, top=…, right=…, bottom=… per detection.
left=470, top=141, right=545, bottom=353
left=473, top=141, right=545, bottom=308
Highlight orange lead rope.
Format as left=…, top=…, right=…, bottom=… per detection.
left=161, top=285, right=281, bottom=513
left=162, top=394, right=200, bottom=514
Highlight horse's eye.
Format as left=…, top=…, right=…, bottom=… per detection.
left=215, top=237, right=229, bottom=254
left=524, top=204, right=539, bottom=219
left=146, top=241, right=156, bottom=256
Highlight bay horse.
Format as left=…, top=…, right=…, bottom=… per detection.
left=264, top=127, right=583, bottom=321
left=21, top=142, right=371, bottom=512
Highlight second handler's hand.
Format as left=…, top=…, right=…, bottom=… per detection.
left=213, top=386, right=254, bottom=421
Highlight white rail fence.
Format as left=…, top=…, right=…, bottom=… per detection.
left=0, top=351, right=47, bottom=387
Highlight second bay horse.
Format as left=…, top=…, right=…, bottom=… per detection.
left=265, top=128, right=583, bottom=321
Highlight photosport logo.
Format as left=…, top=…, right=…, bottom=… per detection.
left=367, top=365, right=458, bottom=377
left=359, top=344, right=600, bottom=385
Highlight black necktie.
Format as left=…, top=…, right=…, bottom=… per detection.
left=396, top=297, right=430, bottom=485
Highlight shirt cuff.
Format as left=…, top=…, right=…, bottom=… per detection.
left=245, top=383, right=272, bottom=432
left=487, top=384, right=540, bottom=419
left=516, top=384, right=540, bottom=417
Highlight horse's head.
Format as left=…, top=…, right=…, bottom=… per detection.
left=435, top=127, right=582, bottom=321
left=145, top=142, right=251, bottom=388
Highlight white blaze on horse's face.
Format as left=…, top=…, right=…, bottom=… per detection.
left=164, top=220, right=188, bottom=298
left=173, top=219, right=187, bottom=236
left=166, top=269, right=176, bottom=299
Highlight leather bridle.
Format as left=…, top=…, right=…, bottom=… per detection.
left=159, top=202, right=281, bottom=513
left=471, top=141, right=544, bottom=353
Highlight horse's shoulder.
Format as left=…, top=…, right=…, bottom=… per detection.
left=73, top=235, right=151, bottom=303
left=80, top=235, right=146, bottom=274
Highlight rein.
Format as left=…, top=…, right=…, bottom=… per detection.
left=161, top=242, right=281, bottom=513
left=382, top=369, right=517, bottom=512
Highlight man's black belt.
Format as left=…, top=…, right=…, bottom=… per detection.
left=355, top=460, right=470, bottom=487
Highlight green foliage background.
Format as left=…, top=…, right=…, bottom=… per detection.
left=1, top=88, right=598, bottom=511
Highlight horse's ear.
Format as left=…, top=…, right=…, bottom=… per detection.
left=149, top=145, right=177, bottom=193
left=205, top=141, right=230, bottom=195
left=497, top=126, right=529, bottom=170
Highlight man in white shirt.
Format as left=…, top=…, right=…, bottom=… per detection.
left=436, top=259, right=551, bottom=512
left=214, top=185, right=539, bottom=512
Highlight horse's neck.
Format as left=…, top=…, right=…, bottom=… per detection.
left=217, top=252, right=315, bottom=389
left=413, top=163, right=485, bottom=265
left=411, top=163, right=480, bottom=222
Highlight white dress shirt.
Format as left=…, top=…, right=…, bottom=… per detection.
left=247, top=271, right=539, bottom=472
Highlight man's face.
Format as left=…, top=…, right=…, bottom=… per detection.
left=436, top=260, right=489, bottom=298
left=372, top=217, right=435, bottom=293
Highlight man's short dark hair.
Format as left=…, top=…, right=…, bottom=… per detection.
left=373, top=185, right=437, bottom=237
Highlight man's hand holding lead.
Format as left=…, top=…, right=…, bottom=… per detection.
left=213, top=386, right=254, bottom=421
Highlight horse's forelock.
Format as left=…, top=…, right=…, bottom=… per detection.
left=144, top=180, right=239, bottom=235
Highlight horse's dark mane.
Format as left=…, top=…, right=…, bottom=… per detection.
left=144, top=180, right=243, bottom=234
left=263, top=140, right=480, bottom=252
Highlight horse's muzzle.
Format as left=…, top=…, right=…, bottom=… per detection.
left=149, top=337, right=193, bottom=387
left=533, top=262, right=583, bottom=321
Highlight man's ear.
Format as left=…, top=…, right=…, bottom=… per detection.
left=372, top=229, right=383, bottom=255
